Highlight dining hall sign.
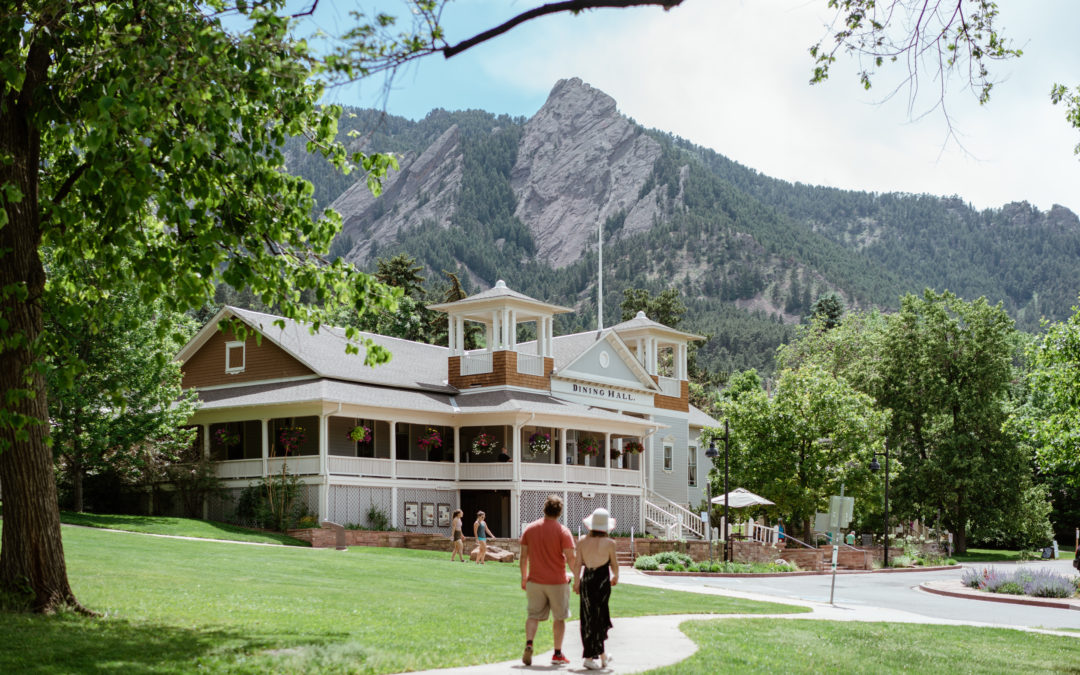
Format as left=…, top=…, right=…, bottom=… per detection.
left=551, top=379, right=653, bottom=407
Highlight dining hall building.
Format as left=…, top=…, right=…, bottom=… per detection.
left=177, top=281, right=719, bottom=539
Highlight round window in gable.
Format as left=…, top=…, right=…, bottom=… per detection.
left=599, top=350, right=610, bottom=368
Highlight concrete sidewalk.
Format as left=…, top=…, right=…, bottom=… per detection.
left=402, top=569, right=1080, bottom=675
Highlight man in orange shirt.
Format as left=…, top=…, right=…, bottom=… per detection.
left=519, top=494, right=576, bottom=666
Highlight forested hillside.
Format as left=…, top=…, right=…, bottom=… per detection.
left=283, top=80, right=1080, bottom=379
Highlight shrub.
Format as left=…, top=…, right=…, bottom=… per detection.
left=663, top=563, right=686, bottom=572
left=992, top=581, right=1024, bottom=595
left=633, top=555, right=659, bottom=571
left=964, top=565, right=1076, bottom=598
left=653, top=551, right=693, bottom=567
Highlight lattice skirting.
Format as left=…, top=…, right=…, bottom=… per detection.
left=327, top=485, right=392, bottom=528
left=519, top=490, right=640, bottom=538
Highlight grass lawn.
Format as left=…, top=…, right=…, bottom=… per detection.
left=0, top=524, right=804, bottom=674
left=59, top=511, right=308, bottom=546
left=956, top=548, right=1075, bottom=563
left=645, top=618, right=1080, bottom=674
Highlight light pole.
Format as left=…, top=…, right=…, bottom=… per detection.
left=723, top=420, right=730, bottom=562
left=705, top=440, right=720, bottom=561
left=869, top=441, right=890, bottom=568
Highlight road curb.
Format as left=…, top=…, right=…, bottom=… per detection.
left=920, top=581, right=1080, bottom=611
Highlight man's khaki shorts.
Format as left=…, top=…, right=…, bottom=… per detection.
left=525, top=580, right=571, bottom=621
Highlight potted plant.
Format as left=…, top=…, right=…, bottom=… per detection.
left=527, top=431, right=551, bottom=458
left=610, top=447, right=622, bottom=460
left=578, top=435, right=600, bottom=456
left=623, top=440, right=644, bottom=454
left=348, top=424, right=372, bottom=444
left=471, top=432, right=499, bottom=456
left=213, top=427, right=240, bottom=447
left=418, top=427, right=442, bottom=451
left=278, top=426, right=306, bottom=455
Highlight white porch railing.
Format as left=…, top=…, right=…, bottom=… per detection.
left=215, top=459, right=263, bottom=480
left=657, top=376, right=681, bottom=397
left=396, top=460, right=455, bottom=481
left=267, top=456, right=320, bottom=476
left=328, top=456, right=391, bottom=478
left=747, top=521, right=780, bottom=546
left=459, top=463, right=514, bottom=481
left=516, top=352, right=544, bottom=376
left=520, top=463, right=564, bottom=483
left=567, top=465, right=609, bottom=485
left=460, top=351, right=493, bottom=375
left=645, top=491, right=705, bottom=539
left=609, top=468, right=642, bottom=487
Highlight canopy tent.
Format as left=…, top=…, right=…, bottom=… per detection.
left=710, top=487, right=774, bottom=509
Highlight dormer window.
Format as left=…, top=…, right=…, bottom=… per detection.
left=225, top=341, right=245, bottom=374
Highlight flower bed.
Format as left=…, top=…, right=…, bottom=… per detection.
left=961, top=565, right=1078, bottom=599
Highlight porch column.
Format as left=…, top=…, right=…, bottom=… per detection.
left=457, top=317, right=465, bottom=353
left=560, top=429, right=568, bottom=486
left=490, top=311, right=499, bottom=350
left=453, top=426, right=461, bottom=482
left=260, top=419, right=269, bottom=477
left=390, top=422, right=398, bottom=528
left=509, top=309, right=517, bottom=350
left=203, top=425, right=212, bottom=520
left=511, top=488, right=520, bottom=538
left=512, top=423, right=521, bottom=483
left=605, top=432, right=612, bottom=487
left=318, top=413, right=329, bottom=522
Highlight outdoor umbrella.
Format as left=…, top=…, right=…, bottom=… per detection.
left=710, top=487, right=775, bottom=509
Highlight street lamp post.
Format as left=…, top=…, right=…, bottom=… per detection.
left=869, top=441, right=890, bottom=568
left=705, top=440, right=720, bottom=562
left=723, top=420, right=730, bottom=562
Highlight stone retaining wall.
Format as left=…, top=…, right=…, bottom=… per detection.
left=286, top=527, right=873, bottom=570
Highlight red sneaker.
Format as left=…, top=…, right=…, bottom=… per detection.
left=551, top=653, right=570, bottom=666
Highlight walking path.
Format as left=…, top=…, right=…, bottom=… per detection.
left=404, top=569, right=1080, bottom=675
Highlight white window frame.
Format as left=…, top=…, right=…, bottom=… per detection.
left=663, top=443, right=673, bottom=472
left=687, top=445, right=697, bottom=487
left=225, top=340, right=246, bottom=374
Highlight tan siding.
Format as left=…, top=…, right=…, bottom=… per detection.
left=182, top=329, right=314, bottom=389
left=653, top=379, right=689, bottom=412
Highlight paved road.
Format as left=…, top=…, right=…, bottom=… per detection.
left=625, top=560, right=1080, bottom=630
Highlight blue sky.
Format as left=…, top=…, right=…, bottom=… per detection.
left=309, top=1, right=1080, bottom=214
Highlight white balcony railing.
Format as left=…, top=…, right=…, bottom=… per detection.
left=657, top=376, right=681, bottom=397
left=460, top=351, right=493, bottom=376
left=267, top=456, right=320, bottom=476
left=215, top=459, right=263, bottom=480
left=458, top=463, right=514, bottom=481
left=566, top=465, right=609, bottom=485
left=396, top=459, right=455, bottom=481
left=520, top=463, right=564, bottom=483
left=609, top=467, right=643, bottom=487
left=328, top=456, right=392, bottom=478
left=516, top=352, right=544, bottom=376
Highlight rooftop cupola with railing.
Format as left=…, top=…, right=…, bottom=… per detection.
left=429, top=280, right=573, bottom=391
left=609, top=311, right=705, bottom=409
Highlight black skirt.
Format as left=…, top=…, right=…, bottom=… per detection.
left=579, top=562, right=612, bottom=658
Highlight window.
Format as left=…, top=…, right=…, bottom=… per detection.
left=225, top=340, right=245, bottom=374
left=663, top=443, right=673, bottom=472
left=688, top=445, right=697, bottom=487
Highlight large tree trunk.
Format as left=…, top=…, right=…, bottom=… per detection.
left=0, top=40, right=85, bottom=613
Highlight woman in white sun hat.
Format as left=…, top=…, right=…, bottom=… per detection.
left=573, top=507, right=619, bottom=670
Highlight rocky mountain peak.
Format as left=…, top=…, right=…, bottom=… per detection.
left=512, top=79, right=667, bottom=267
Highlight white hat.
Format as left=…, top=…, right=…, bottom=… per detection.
left=583, top=507, right=615, bottom=533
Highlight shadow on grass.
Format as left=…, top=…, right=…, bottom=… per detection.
left=58, top=511, right=307, bottom=546
left=1, top=611, right=257, bottom=673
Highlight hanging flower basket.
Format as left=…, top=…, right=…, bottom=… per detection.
left=348, top=425, right=372, bottom=444
left=623, top=440, right=644, bottom=455
left=278, top=426, right=306, bottom=455
left=213, top=427, right=240, bottom=447
left=527, top=431, right=552, bottom=458
left=610, top=447, right=622, bottom=460
left=578, top=436, right=600, bottom=456
left=471, top=432, right=499, bottom=456
left=418, top=427, right=442, bottom=451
